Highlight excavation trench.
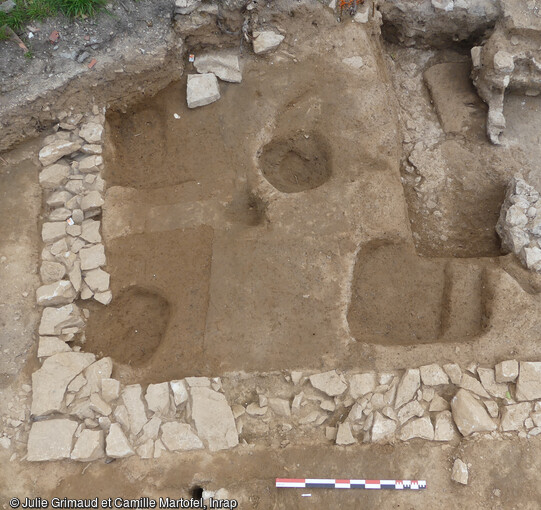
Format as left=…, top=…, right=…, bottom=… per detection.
left=75, top=7, right=541, bottom=385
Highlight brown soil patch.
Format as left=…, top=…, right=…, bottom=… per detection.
left=84, top=286, right=170, bottom=367
left=84, top=227, right=213, bottom=383
left=348, top=242, right=487, bottom=345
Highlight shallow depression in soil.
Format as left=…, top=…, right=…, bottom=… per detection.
left=258, top=131, right=331, bottom=193
left=347, top=242, right=487, bottom=345
left=84, top=286, right=170, bottom=366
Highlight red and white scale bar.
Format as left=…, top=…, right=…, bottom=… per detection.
left=276, top=479, right=427, bottom=490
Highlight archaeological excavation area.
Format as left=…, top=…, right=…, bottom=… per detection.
left=2, top=0, right=541, bottom=507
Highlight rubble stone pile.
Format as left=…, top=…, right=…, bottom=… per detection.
left=471, top=0, right=541, bottom=143
left=496, top=175, right=541, bottom=271
left=37, top=106, right=110, bottom=312
left=27, top=371, right=238, bottom=461
left=24, top=358, right=541, bottom=461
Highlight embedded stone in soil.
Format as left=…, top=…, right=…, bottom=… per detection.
left=259, top=132, right=331, bottom=193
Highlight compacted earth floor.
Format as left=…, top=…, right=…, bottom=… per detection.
left=2, top=2, right=541, bottom=508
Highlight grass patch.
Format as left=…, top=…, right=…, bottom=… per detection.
left=0, top=0, right=107, bottom=32
left=0, top=25, right=11, bottom=39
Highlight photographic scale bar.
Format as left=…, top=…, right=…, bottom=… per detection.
left=276, top=479, right=427, bottom=490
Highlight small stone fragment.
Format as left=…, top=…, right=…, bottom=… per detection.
left=90, top=393, right=112, bottom=416
left=79, top=155, right=103, bottom=173
left=79, top=244, right=106, bottom=270
left=36, top=280, right=76, bottom=306
left=434, top=411, right=457, bottom=441
left=145, top=382, right=174, bottom=417
left=42, top=222, right=67, bottom=244
left=80, top=191, right=104, bottom=211
left=101, top=378, right=120, bottom=402
left=136, top=438, right=154, bottom=459
left=66, top=224, right=82, bottom=237
left=160, top=422, right=203, bottom=451
left=299, top=410, right=321, bottom=425
left=309, top=370, right=347, bottom=397
left=451, top=459, right=468, bottom=485
left=349, top=373, right=376, bottom=399
left=459, top=373, right=490, bottom=398
left=395, top=369, right=420, bottom=409
left=501, top=403, right=532, bottom=431
left=320, top=399, right=335, bottom=412
left=27, top=419, right=78, bottom=461
left=80, top=282, right=93, bottom=300
left=80, top=219, right=101, bottom=243
left=246, top=402, right=267, bottom=417
left=371, top=411, right=397, bottom=442
left=170, top=380, right=188, bottom=406
left=290, top=371, right=303, bottom=385
left=39, top=162, right=70, bottom=189
left=140, top=416, right=162, bottom=442
left=326, top=426, right=337, bottom=440
left=186, top=73, right=220, bottom=109
left=399, top=416, right=434, bottom=441
left=39, top=140, right=82, bottom=166
left=121, top=385, right=148, bottom=435
left=40, top=261, right=67, bottom=284
left=72, top=209, right=85, bottom=224
left=68, top=262, right=82, bottom=293
left=113, top=405, right=130, bottom=432
left=79, top=123, right=104, bottom=144
left=71, top=429, right=104, bottom=461
left=495, top=360, right=519, bottom=383
left=443, top=363, right=462, bottom=385
left=194, top=51, right=242, bottom=83
left=336, top=422, right=356, bottom=445
left=451, top=389, right=497, bottom=436
left=106, top=423, right=134, bottom=458
left=84, top=268, right=110, bottom=293
left=484, top=400, right=499, bottom=418
left=516, top=362, right=541, bottom=401
left=477, top=368, right=508, bottom=399
left=67, top=374, right=87, bottom=393
left=81, top=144, right=102, bottom=155
left=420, top=364, right=449, bottom=386
left=471, top=46, right=482, bottom=68
left=189, top=387, right=238, bottom=451
left=49, top=207, right=72, bottom=221
left=47, top=190, right=73, bottom=208
left=94, top=291, right=112, bottom=305
left=253, top=30, right=284, bottom=55
left=37, top=336, right=71, bottom=357
left=422, top=387, right=435, bottom=402
left=268, top=397, right=291, bottom=417
left=397, top=400, right=425, bottom=424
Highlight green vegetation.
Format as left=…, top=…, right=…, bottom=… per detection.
left=0, top=0, right=107, bottom=32
left=0, top=24, right=10, bottom=39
